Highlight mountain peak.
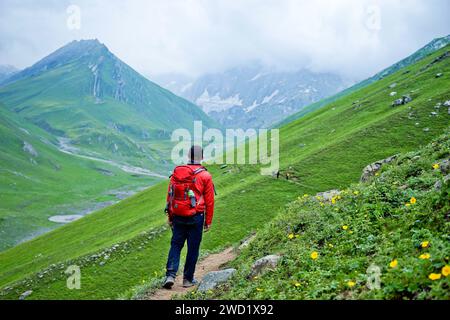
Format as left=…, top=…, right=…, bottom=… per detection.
left=1, top=39, right=113, bottom=86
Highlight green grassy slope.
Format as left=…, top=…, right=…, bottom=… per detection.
left=277, top=35, right=449, bottom=127
left=0, top=46, right=449, bottom=300
left=0, top=106, right=158, bottom=250
left=0, top=39, right=219, bottom=250
left=200, top=131, right=450, bottom=300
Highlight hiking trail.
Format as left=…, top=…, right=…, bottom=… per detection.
left=145, top=247, right=236, bottom=300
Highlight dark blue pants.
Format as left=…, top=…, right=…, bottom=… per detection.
left=166, top=213, right=204, bottom=281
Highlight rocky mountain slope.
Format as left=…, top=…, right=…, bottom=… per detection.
left=0, top=65, right=18, bottom=84
left=154, top=63, right=349, bottom=128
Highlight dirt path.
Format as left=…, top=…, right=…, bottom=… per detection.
left=146, top=247, right=237, bottom=300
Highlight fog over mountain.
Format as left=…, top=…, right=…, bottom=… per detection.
left=1, top=0, right=449, bottom=81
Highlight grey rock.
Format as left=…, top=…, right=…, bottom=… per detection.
left=23, top=141, right=38, bottom=157
left=360, top=155, right=397, bottom=182
left=434, top=174, right=450, bottom=190
left=444, top=100, right=450, bottom=107
left=249, top=255, right=281, bottom=278
left=389, top=83, right=397, bottom=89
left=439, top=159, right=450, bottom=175
left=392, top=95, right=412, bottom=107
left=423, top=128, right=430, bottom=132
left=430, top=112, right=438, bottom=116
left=239, top=234, right=256, bottom=250
left=19, top=290, right=33, bottom=300
left=316, top=189, right=341, bottom=202
left=197, top=269, right=237, bottom=293
left=390, top=92, right=397, bottom=96
left=436, top=73, right=443, bottom=78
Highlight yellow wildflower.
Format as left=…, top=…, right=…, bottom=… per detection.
left=421, top=241, right=430, bottom=248
left=389, top=259, right=398, bottom=268
left=316, top=196, right=322, bottom=200
left=294, top=282, right=301, bottom=288
left=342, top=225, right=349, bottom=230
left=256, top=288, right=264, bottom=292
left=295, top=234, right=300, bottom=238
left=303, top=194, right=309, bottom=198
left=353, top=191, right=359, bottom=195
left=253, top=276, right=259, bottom=280
left=375, top=172, right=380, bottom=176
left=419, top=253, right=431, bottom=260
left=328, top=243, right=334, bottom=248
left=310, top=251, right=319, bottom=260
left=428, top=273, right=441, bottom=281
left=288, top=233, right=294, bottom=239
left=331, top=197, right=337, bottom=204
left=410, top=197, right=417, bottom=204
left=347, top=281, right=356, bottom=288
left=441, top=265, right=450, bottom=277
left=432, top=163, right=440, bottom=170
left=405, top=203, right=411, bottom=208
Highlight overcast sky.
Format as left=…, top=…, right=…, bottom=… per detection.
left=0, top=0, right=449, bottom=80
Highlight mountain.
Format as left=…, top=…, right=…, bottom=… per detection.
left=0, top=65, right=18, bottom=84
left=153, top=63, right=350, bottom=128
left=1, top=42, right=448, bottom=299
left=278, top=34, right=450, bottom=127
left=0, top=39, right=217, bottom=171
left=0, top=39, right=218, bottom=250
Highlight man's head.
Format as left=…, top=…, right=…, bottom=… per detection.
left=189, top=145, right=203, bottom=164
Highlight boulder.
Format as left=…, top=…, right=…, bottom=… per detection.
left=19, top=290, right=33, bottom=300
left=23, top=141, right=38, bottom=157
left=239, top=234, right=256, bottom=250
left=436, top=73, right=443, bottom=78
left=249, top=255, right=281, bottom=278
left=389, top=83, right=397, bottom=89
left=390, top=92, right=397, bottom=96
left=439, top=159, right=450, bottom=175
left=360, top=155, right=397, bottom=182
left=392, top=95, right=412, bottom=107
left=444, top=100, right=450, bottom=107
left=197, top=269, right=236, bottom=293
left=315, top=189, right=341, bottom=202
left=434, top=174, right=450, bottom=191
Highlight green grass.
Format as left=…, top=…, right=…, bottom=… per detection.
left=195, top=131, right=450, bottom=300
left=0, top=45, right=449, bottom=299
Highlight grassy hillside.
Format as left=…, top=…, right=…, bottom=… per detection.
left=277, top=35, right=449, bottom=127
left=0, top=39, right=219, bottom=249
left=0, top=106, right=157, bottom=250
left=195, top=131, right=449, bottom=300
left=0, top=45, right=449, bottom=300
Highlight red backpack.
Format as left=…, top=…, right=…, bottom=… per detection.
left=167, top=165, right=206, bottom=217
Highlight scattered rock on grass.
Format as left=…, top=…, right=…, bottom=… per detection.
left=360, top=155, right=397, bottom=182
left=249, top=255, right=281, bottom=278
left=19, top=290, right=33, bottom=300
left=198, top=269, right=237, bottom=293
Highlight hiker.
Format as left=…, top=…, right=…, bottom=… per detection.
left=163, top=145, right=215, bottom=289
left=276, top=170, right=280, bottom=179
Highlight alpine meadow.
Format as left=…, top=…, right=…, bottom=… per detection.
left=0, top=1, right=449, bottom=306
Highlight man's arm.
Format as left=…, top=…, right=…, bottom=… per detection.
left=203, top=174, right=215, bottom=228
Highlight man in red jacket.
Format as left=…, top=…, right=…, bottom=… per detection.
left=163, top=145, right=215, bottom=289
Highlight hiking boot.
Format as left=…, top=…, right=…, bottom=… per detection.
left=182, top=278, right=199, bottom=288
left=163, top=276, right=175, bottom=289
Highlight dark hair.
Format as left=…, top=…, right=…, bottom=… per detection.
left=189, top=145, right=203, bottom=163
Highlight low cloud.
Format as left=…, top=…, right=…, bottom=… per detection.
left=0, top=0, right=449, bottom=80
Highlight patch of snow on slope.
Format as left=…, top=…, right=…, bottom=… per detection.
left=262, top=90, right=279, bottom=104
left=196, top=89, right=243, bottom=113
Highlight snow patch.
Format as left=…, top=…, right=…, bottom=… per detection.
left=261, top=90, right=279, bottom=104
left=196, top=89, right=243, bottom=113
